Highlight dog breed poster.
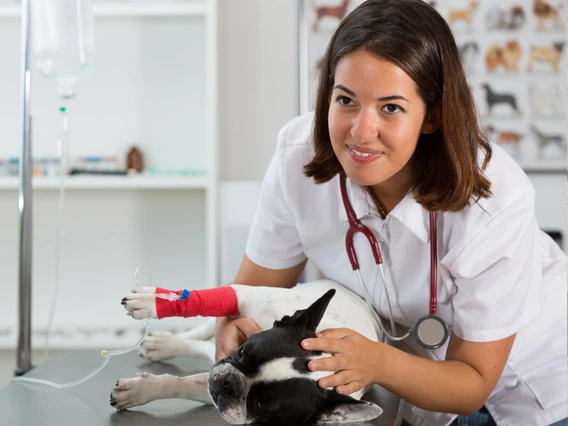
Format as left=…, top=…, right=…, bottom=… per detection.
left=301, top=0, right=567, bottom=171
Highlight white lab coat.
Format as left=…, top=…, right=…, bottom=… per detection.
left=245, top=112, right=567, bottom=426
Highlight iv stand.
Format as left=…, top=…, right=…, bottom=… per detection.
left=16, top=0, right=33, bottom=376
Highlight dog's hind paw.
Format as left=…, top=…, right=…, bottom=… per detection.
left=141, top=331, right=216, bottom=362
left=139, top=331, right=178, bottom=362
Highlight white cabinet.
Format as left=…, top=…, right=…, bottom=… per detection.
left=0, top=1, right=218, bottom=348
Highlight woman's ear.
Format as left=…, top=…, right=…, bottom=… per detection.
left=421, top=100, right=442, bottom=134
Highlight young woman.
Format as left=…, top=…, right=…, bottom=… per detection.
left=215, top=1, right=567, bottom=425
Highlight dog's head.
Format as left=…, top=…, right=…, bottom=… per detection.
left=207, top=289, right=382, bottom=424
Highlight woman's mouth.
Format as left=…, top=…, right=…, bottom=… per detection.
left=347, top=145, right=383, bottom=163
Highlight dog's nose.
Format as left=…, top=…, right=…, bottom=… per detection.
left=209, top=373, right=240, bottom=398
left=223, top=374, right=239, bottom=398
left=210, top=372, right=240, bottom=399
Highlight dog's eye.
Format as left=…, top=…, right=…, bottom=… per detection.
left=238, top=347, right=244, bottom=359
left=256, top=401, right=267, bottom=413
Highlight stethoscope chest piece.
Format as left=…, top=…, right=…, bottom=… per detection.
left=339, top=174, right=449, bottom=350
left=412, top=315, right=449, bottom=349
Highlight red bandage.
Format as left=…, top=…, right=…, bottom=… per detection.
left=155, top=286, right=239, bottom=319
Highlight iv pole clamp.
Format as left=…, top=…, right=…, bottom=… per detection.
left=16, top=0, right=33, bottom=376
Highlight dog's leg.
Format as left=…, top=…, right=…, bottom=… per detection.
left=122, top=286, right=239, bottom=320
left=110, top=372, right=212, bottom=410
left=139, top=318, right=216, bottom=362
left=140, top=333, right=216, bottom=363
left=512, top=99, right=520, bottom=115
left=122, top=284, right=304, bottom=331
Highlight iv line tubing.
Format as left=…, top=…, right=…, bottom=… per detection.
left=14, top=266, right=159, bottom=389
left=44, top=107, right=68, bottom=359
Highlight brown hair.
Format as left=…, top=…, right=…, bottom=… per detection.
left=303, top=0, right=492, bottom=212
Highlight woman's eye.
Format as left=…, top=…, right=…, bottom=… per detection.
left=336, top=95, right=353, bottom=106
left=383, top=104, right=402, bottom=113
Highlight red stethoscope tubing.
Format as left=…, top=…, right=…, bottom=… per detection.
left=429, top=208, right=437, bottom=315
left=339, top=173, right=438, bottom=316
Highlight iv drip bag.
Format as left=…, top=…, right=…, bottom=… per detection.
left=31, top=0, right=95, bottom=99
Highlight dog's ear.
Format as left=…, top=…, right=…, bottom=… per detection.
left=274, top=289, right=336, bottom=334
left=316, top=393, right=383, bottom=423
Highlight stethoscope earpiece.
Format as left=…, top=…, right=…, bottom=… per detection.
left=412, top=315, right=449, bottom=350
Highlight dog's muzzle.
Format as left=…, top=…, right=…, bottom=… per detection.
left=209, top=367, right=242, bottom=401
left=208, top=363, right=250, bottom=424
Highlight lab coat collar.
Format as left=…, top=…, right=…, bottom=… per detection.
left=389, top=193, right=431, bottom=244
left=337, top=176, right=431, bottom=244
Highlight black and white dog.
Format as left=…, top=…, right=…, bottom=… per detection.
left=110, top=280, right=384, bottom=424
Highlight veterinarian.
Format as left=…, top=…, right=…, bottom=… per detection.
left=215, top=1, right=567, bottom=425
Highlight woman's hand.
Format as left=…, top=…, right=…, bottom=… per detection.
left=215, top=317, right=260, bottom=361
left=301, top=328, right=381, bottom=395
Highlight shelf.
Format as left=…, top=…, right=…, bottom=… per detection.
left=0, top=2, right=208, bottom=18
left=0, top=175, right=208, bottom=189
left=519, top=162, right=567, bottom=173
left=0, top=326, right=161, bottom=350
left=0, top=321, right=204, bottom=349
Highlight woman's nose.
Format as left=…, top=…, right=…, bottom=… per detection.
left=350, top=109, right=379, bottom=143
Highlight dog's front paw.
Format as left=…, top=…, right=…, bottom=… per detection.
left=122, top=288, right=157, bottom=319
left=110, top=373, right=164, bottom=410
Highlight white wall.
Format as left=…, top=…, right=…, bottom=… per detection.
left=528, top=172, right=567, bottom=246
left=217, top=0, right=299, bottom=181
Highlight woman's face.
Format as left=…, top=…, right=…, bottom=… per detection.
left=328, top=50, right=434, bottom=193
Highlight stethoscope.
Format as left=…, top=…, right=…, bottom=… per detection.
left=339, top=173, right=449, bottom=350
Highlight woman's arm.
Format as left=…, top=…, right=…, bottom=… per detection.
left=379, top=333, right=515, bottom=415
left=303, top=330, right=516, bottom=415
left=233, top=254, right=307, bottom=288
left=214, top=255, right=307, bottom=360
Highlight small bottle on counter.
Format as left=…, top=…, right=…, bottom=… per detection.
left=126, top=146, right=144, bottom=175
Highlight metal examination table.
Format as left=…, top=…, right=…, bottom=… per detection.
left=0, top=350, right=400, bottom=426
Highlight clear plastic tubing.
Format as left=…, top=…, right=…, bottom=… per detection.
left=43, top=107, right=71, bottom=360
left=14, top=266, right=177, bottom=389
